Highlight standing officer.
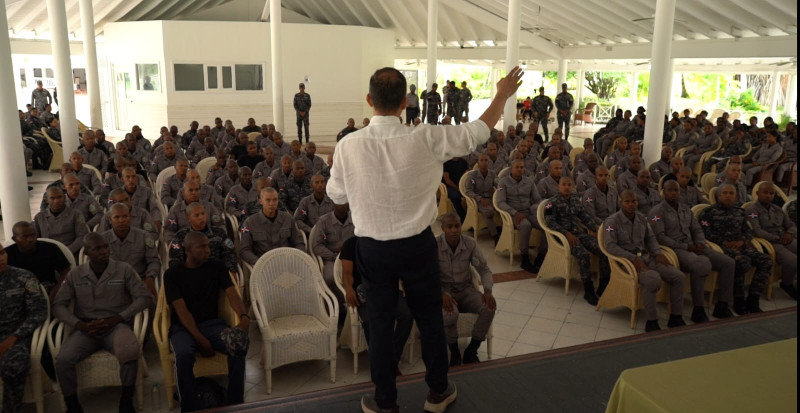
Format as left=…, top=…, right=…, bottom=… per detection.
left=0, top=244, right=48, bottom=413
left=465, top=154, right=500, bottom=244
left=650, top=181, right=735, bottom=322
left=102, top=203, right=160, bottom=297
left=294, top=83, right=312, bottom=144
left=31, top=80, right=52, bottom=112
left=405, top=85, right=420, bottom=124
left=699, top=184, right=771, bottom=314
left=169, top=202, right=238, bottom=274
left=555, top=83, right=574, bottom=139
left=239, top=188, right=305, bottom=266
left=425, top=83, right=442, bottom=125
left=497, top=159, right=546, bottom=273
left=532, top=87, right=554, bottom=142
left=294, top=174, right=333, bottom=235
left=437, top=213, right=495, bottom=366
left=53, top=233, right=153, bottom=413
left=746, top=182, right=797, bottom=300
left=582, top=166, right=619, bottom=226
left=603, top=190, right=686, bottom=332
left=34, top=187, right=89, bottom=257
left=458, top=81, right=472, bottom=125
left=544, top=177, right=611, bottom=305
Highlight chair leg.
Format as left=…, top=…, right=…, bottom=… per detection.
left=31, top=369, right=44, bottom=413
left=265, top=369, right=272, bottom=394
left=630, top=309, right=637, bottom=329
left=330, top=359, right=336, bottom=383
left=353, top=350, right=359, bottom=375
left=564, top=278, right=570, bottom=296
left=486, top=338, right=493, bottom=360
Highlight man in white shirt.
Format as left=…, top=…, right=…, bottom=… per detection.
left=328, top=66, right=523, bottom=413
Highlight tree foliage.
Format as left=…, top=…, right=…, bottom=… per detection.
left=584, top=72, right=624, bottom=99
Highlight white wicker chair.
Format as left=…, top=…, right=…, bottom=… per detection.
left=0, top=285, right=51, bottom=413
left=154, top=166, right=176, bottom=205
left=48, top=308, right=148, bottom=410
left=195, top=157, right=217, bottom=182
left=308, top=225, right=325, bottom=272
left=249, top=247, right=338, bottom=394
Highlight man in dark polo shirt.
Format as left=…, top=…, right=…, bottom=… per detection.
left=442, top=156, right=469, bottom=221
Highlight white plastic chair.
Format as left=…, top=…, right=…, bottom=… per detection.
left=38, top=238, right=76, bottom=268
left=249, top=248, right=338, bottom=394
left=195, top=157, right=217, bottom=183
left=154, top=166, right=176, bottom=204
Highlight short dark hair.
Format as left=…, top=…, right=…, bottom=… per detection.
left=369, top=67, right=406, bottom=111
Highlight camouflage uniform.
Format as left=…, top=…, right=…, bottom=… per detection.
left=31, top=88, right=52, bottom=111
left=746, top=202, right=797, bottom=285
left=168, top=225, right=238, bottom=273
left=457, top=87, right=472, bottom=125
left=280, top=175, right=313, bottom=212
left=293, top=91, right=312, bottom=143
left=555, top=91, right=574, bottom=138
left=425, top=91, right=442, bottom=125
left=544, top=194, right=610, bottom=285
left=699, top=204, right=772, bottom=298
left=787, top=200, right=797, bottom=226
left=0, top=267, right=47, bottom=413
left=532, top=94, right=554, bottom=140
left=445, top=88, right=459, bottom=118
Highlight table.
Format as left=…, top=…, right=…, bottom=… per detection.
left=606, top=338, right=797, bottom=413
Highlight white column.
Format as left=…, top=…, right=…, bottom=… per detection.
left=490, top=67, right=498, bottom=99
left=79, top=0, right=102, bottom=129
left=503, top=0, right=521, bottom=129
left=664, top=59, right=675, bottom=115
left=576, top=69, right=584, bottom=107
left=426, top=0, right=438, bottom=91
left=269, top=0, right=284, bottom=133
left=47, top=0, right=79, bottom=155
left=557, top=59, right=567, bottom=90
left=0, top=5, right=32, bottom=239
left=769, top=70, right=781, bottom=119
left=642, top=0, right=676, bottom=166
left=629, top=71, right=638, bottom=111
left=784, top=73, right=796, bottom=117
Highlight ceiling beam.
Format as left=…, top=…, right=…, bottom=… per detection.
left=178, top=0, right=227, bottom=18
left=375, top=0, right=417, bottom=44
left=119, top=0, right=164, bottom=21
left=95, top=0, right=146, bottom=34
left=321, top=0, right=351, bottom=25
left=293, top=0, right=329, bottom=24
left=341, top=0, right=375, bottom=27
left=729, top=0, right=792, bottom=28
left=761, top=0, right=795, bottom=16
left=563, top=0, right=655, bottom=42
left=446, top=6, right=480, bottom=45
left=392, top=0, right=431, bottom=44
left=510, top=0, right=632, bottom=45
left=562, top=35, right=797, bottom=60
left=12, top=5, right=47, bottom=33
left=162, top=0, right=217, bottom=20
left=259, top=0, right=270, bottom=21
left=360, top=0, right=390, bottom=29
left=440, top=0, right=561, bottom=58
left=683, top=0, right=766, bottom=37
left=481, top=0, right=590, bottom=45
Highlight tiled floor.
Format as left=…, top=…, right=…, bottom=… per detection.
left=7, top=124, right=797, bottom=412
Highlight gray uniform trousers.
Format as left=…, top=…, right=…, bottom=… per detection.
left=515, top=211, right=546, bottom=257
left=638, top=254, right=685, bottom=320
left=441, top=282, right=494, bottom=343
left=1, top=341, right=31, bottom=413
left=772, top=240, right=797, bottom=284
left=674, top=248, right=735, bottom=306
left=477, top=202, right=498, bottom=237
left=54, top=323, right=140, bottom=396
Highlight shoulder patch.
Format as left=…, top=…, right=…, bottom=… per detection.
left=89, top=203, right=97, bottom=213
left=224, top=239, right=234, bottom=249
left=145, top=238, right=155, bottom=248
left=143, top=222, right=153, bottom=231
left=25, top=278, right=40, bottom=293
left=747, top=212, right=758, bottom=219
left=212, top=214, right=222, bottom=223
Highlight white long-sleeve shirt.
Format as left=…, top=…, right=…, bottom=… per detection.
left=327, top=115, right=490, bottom=240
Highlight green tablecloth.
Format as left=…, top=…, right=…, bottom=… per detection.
left=606, top=338, right=797, bottom=413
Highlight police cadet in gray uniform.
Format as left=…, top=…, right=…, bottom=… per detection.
left=149, top=142, right=180, bottom=183
left=545, top=177, right=611, bottom=305
left=294, top=174, right=333, bottom=235
left=164, top=181, right=224, bottom=243
left=555, top=83, right=574, bottom=139
left=532, top=87, right=554, bottom=141
left=121, top=167, right=163, bottom=226
left=176, top=169, right=223, bottom=211
left=253, top=147, right=279, bottom=179
left=34, top=187, right=90, bottom=257
left=78, top=131, right=109, bottom=175
left=746, top=182, right=797, bottom=300
left=677, top=167, right=706, bottom=207
left=226, top=167, right=259, bottom=220
left=699, top=184, right=770, bottom=315
left=536, top=160, right=564, bottom=199
left=269, top=155, right=294, bottom=192
left=437, top=213, right=495, bottom=366
left=214, top=159, right=240, bottom=199
left=0, top=245, right=47, bottom=413
left=582, top=166, right=619, bottom=226
left=266, top=132, right=292, bottom=159
left=280, top=160, right=313, bottom=212
left=311, top=203, right=355, bottom=304
left=650, top=181, right=735, bottom=322
left=633, top=170, right=661, bottom=214
left=497, top=159, right=546, bottom=273
left=465, top=154, right=500, bottom=243
left=649, top=146, right=673, bottom=184
left=239, top=188, right=306, bottom=266
left=294, top=83, right=312, bottom=143
left=301, top=142, right=326, bottom=175
left=159, top=157, right=189, bottom=209
left=575, top=155, right=599, bottom=195
left=239, top=178, right=273, bottom=226
left=715, top=163, right=748, bottom=205
left=99, top=188, right=159, bottom=239
left=169, top=202, right=238, bottom=273
left=63, top=173, right=103, bottom=229
left=69, top=152, right=102, bottom=195
left=615, top=155, right=641, bottom=193
left=603, top=190, right=686, bottom=332
left=102, top=204, right=160, bottom=298
left=743, top=130, right=783, bottom=186
left=53, top=233, right=153, bottom=413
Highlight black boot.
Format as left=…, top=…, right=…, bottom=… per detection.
left=65, top=395, right=84, bottom=413
left=746, top=294, right=762, bottom=313
left=645, top=320, right=661, bottom=332
left=712, top=301, right=733, bottom=319
left=733, top=297, right=749, bottom=315
left=119, top=386, right=135, bottom=413
left=583, top=280, right=598, bottom=305
left=780, top=283, right=798, bottom=300
left=596, top=277, right=609, bottom=297
left=493, top=234, right=500, bottom=246
left=520, top=254, right=536, bottom=273
left=462, top=338, right=482, bottom=364
left=530, top=252, right=545, bottom=273
left=667, top=314, right=686, bottom=328
left=449, top=343, right=462, bottom=366
left=691, top=306, right=709, bottom=323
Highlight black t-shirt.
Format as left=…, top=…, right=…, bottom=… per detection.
left=443, top=158, right=469, bottom=186
left=5, top=241, right=71, bottom=288
left=339, top=236, right=360, bottom=288
left=237, top=154, right=265, bottom=170
left=164, top=259, right=233, bottom=325
left=230, top=145, right=248, bottom=161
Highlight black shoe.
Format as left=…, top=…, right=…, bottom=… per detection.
left=449, top=343, right=462, bottom=366
left=119, top=397, right=135, bottom=413
left=733, top=297, right=749, bottom=315
left=496, top=226, right=503, bottom=236
left=596, top=277, right=609, bottom=297
left=26, top=171, right=32, bottom=177
left=361, top=394, right=399, bottom=413
left=583, top=281, right=598, bottom=306
left=493, top=234, right=500, bottom=246
left=424, top=382, right=457, bottom=413
left=667, top=314, right=686, bottom=328
left=645, top=320, right=661, bottom=332
left=28, top=186, right=33, bottom=191
left=780, top=283, right=798, bottom=300
left=712, top=301, right=733, bottom=319
left=520, top=255, right=537, bottom=273
left=691, top=306, right=709, bottom=323
left=462, top=339, right=481, bottom=364
left=746, top=294, right=762, bottom=313
left=530, top=253, right=545, bottom=273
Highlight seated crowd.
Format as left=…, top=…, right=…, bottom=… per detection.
left=1, top=109, right=796, bottom=413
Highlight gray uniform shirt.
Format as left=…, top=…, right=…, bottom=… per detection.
left=33, top=207, right=89, bottom=254
left=576, top=171, right=596, bottom=195
left=436, top=233, right=493, bottom=290
left=616, top=170, right=637, bottom=193
left=648, top=200, right=705, bottom=250
left=164, top=200, right=224, bottom=243
left=102, top=228, right=160, bottom=280
left=634, top=185, right=662, bottom=214
left=148, top=154, right=177, bottom=182
left=76, top=167, right=102, bottom=195
left=53, top=259, right=153, bottom=329
left=239, top=211, right=305, bottom=265
left=226, top=183, right=260, bottom=218
left=649, top=160, right=671, bottom=183
left=582, top=185, right=619, bottom=225
left=127, top=184, right=162, bottom=222
left=269, top=168, right=293, bottom=191
left=66, top=192, right=103, bottom=228
left=679, top=185, right=705, bottom=207
left=746, top=202, right=797, bottom=243
left=602, top=210, right=662, bottom=261
left=214, top=174, right=239, bottom=199
left=98, top=204, right=158, bottom=238
left=311, top=212, right=355, bottom=262
left=160, top=174, right=187, bottom=208
left=751, top=142, right=784, bottom=164
left=78, top=148, right=108, bottom=174
left=497, top=175, right=542, bottom=215
left=465, top=169, right=497, bottom=201
left=174, top=184, right=222, bottom=211
left=537, top=175, right=561, bottom=199
left=294, top=194, right=333, bottom=234
left=253, top=160, right=279, bottom=179
left=716, top=178, right=749, bottom=205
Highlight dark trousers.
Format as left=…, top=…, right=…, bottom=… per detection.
left=406, top=107, right=420, bottom=124
left=446, top=186, right=466, bottom=221
left=296, top=114, right=309, bottom=143
left=169, top=318, right=245, bottom=412
left=357, top=296, right=414, bottom=367
left=557, top=112, right=571, bottom=138
left=357, top=228, right=449, bottom=409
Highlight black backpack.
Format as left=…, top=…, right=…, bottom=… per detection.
left=195, top=377, right=227, bottom=409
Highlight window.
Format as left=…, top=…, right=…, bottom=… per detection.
left=174, top=64, right=204, bottom=91
left=33, top=68, right=42, bottom=77
left=136, top=64, right=159, bottom=91
left=19, top=68, right=26, bottom=88
left=235, top=64, right=263, bottom=90
left=222, top=66, right=232, bottom=89
left=45, top=68, right=54, bottom=78
left=207, top=66, right=218, bottom=89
